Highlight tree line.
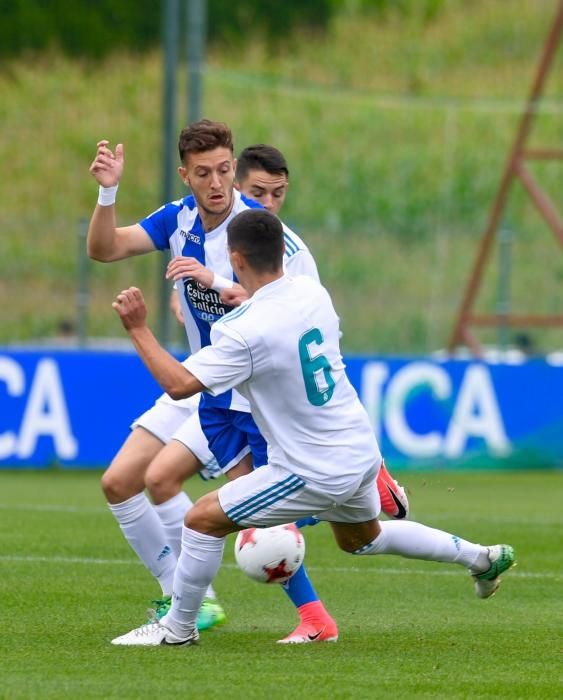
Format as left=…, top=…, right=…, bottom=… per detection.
left=0, top=0, right=449, bottom=59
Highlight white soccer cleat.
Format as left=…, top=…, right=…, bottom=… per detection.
left=472, top=544, right=516, bottom=599
left=111, top=619, right=199, bottom=647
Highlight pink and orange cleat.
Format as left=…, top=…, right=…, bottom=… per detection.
left=376, top=461, right=409, bottom=519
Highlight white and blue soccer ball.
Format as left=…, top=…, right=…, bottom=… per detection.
left=234, top=524, right=306, bottom=584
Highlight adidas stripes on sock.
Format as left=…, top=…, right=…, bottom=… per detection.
left=354, top=519, right=488, bottom=569
left=153, top=491, right=193, bottom=559
left=108, top=492, right=177, bottom=595
left=154, top=492, right=217, bottom=600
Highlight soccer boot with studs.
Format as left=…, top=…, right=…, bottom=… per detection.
left=472, top=544, right=516, bottom=599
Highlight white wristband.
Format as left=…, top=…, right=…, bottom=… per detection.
left=98, top=184, right=119, bottom=206
left=211, top=273, right=234, bottom=292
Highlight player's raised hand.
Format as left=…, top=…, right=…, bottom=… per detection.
left=166, top=256, right=214, bottom=288
left=89, top=140, right=125, bottom=188
left=112, top=287, right=147, bottom=330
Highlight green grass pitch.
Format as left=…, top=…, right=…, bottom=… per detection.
left=1, top=469, right=561, bottom=699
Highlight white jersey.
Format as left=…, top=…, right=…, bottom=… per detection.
left=140, top=189, right=318, bottom=412
left=185, top=275, right=381, bottom=492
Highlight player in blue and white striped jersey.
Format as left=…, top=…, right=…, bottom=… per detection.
left=88, top=121, right=336, bottom=642
left=142, top=188, right=318, bottom=371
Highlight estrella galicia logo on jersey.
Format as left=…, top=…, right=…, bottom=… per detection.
left=180, top=229, right=201, bottom=244
left=183, top=278, right=233, bottom=322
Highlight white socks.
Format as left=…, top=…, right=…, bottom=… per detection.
left=109, top=491, right=218, bottom=601
left=108, top=492, right=177, bottom=595
left=153, top=491, right=193, bottom=559
left=162, top=526, right=225, bottom=638
left=355, top=520, right=489, bottom=570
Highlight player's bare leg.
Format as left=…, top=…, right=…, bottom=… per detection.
left=101, top=427, right=163, bottom=503
left=145, top=439, right=201, bottom=506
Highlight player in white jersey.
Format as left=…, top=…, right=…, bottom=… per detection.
left=87, top=122, right=338, bottom=639
left=141, top=144, right=407, bottom=642
left=167, top=143, right=408, bottom=520
left=109, top=208, right=516, bottom=647
left=233, top=145, right=409, bottom=523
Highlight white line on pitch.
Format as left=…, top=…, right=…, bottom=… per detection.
left=0, top=555, right=559, bottom=580
left=0, top=504, right=107, bottom=513
left=0, top=503, right=560, bottom=527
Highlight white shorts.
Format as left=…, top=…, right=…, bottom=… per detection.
left=171, top=412, right=221, bottom=480
left=218, top=463, right=380, bottom=527
left=131, top=393, right=221, bottom=479
left=132, top=393, right=199, bottom=443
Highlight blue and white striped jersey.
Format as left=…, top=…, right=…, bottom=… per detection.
left=140, top=189, right=319, bottom=411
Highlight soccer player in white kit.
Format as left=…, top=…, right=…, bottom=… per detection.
left=88, top=122, right=341, bottom=640
left=110, top=208, right=516, bottom=647
left=89, top=134, right=409, bottom=641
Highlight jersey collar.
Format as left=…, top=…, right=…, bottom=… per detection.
left=251, top=274, right=288, bottom=301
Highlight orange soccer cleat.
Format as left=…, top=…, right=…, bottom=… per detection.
left=277, top=618, right=339, bottom=644
left=376, top=461, right=409, bottom=519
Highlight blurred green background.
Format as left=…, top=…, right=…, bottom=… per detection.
left=0, top=0, right=561, bottom=354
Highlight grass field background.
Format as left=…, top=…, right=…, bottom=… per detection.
left=1, top=468, right=561, bottom=699
left=1, top=0, right=561, bottom=353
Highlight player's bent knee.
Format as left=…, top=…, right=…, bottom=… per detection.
left=100, top=469, right=123, bottom=501
left=330, top=520, right=380, bottom=554
left=336, top=538, right=369, bottom=554
left=338, top=541, right=359, bottom=554
left=185, top=491, right=233, bottom=537
left=185, top=494, right=217, bottom=531
left=101, top=464, right=142, bottom=503
left=144, top=465, right=178, bottom=502
left=185, top=504, right=207, bottom=531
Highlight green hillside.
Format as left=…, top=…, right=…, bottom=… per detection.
left=1, top=0, right=561, bottom=353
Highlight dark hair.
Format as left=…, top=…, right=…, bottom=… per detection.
left=178, top=119, right=234, bottom=163
left=235, top=144, right=289, bottom=182
left=227, top=209, right=284, bottom=274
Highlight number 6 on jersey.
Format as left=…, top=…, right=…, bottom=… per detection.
left=299, top=328, right=335, bottom=406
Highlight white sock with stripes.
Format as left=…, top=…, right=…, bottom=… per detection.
left=162, top=526, right=225, bottom=638
left=108, top=492, right=177, bottom=595
left=154, top=492, right=216, bottom=600
left=354, top=520, right=489, bottom=570
left=153, top=491, right=192, bottom=559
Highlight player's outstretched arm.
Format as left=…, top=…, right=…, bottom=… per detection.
left=87, top=140, right=155, bottom=262
left=113, top=286, right=206, bottom=400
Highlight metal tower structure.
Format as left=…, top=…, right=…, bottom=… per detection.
left=448, top=1, right=563, bottom=355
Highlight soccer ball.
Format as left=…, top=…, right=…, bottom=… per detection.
left=234, top=524, right=306, bottom=584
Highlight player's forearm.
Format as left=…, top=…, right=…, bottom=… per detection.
left=87, top=203, right=121, bottom=262
left=127, top=325, right=206, bottom=400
